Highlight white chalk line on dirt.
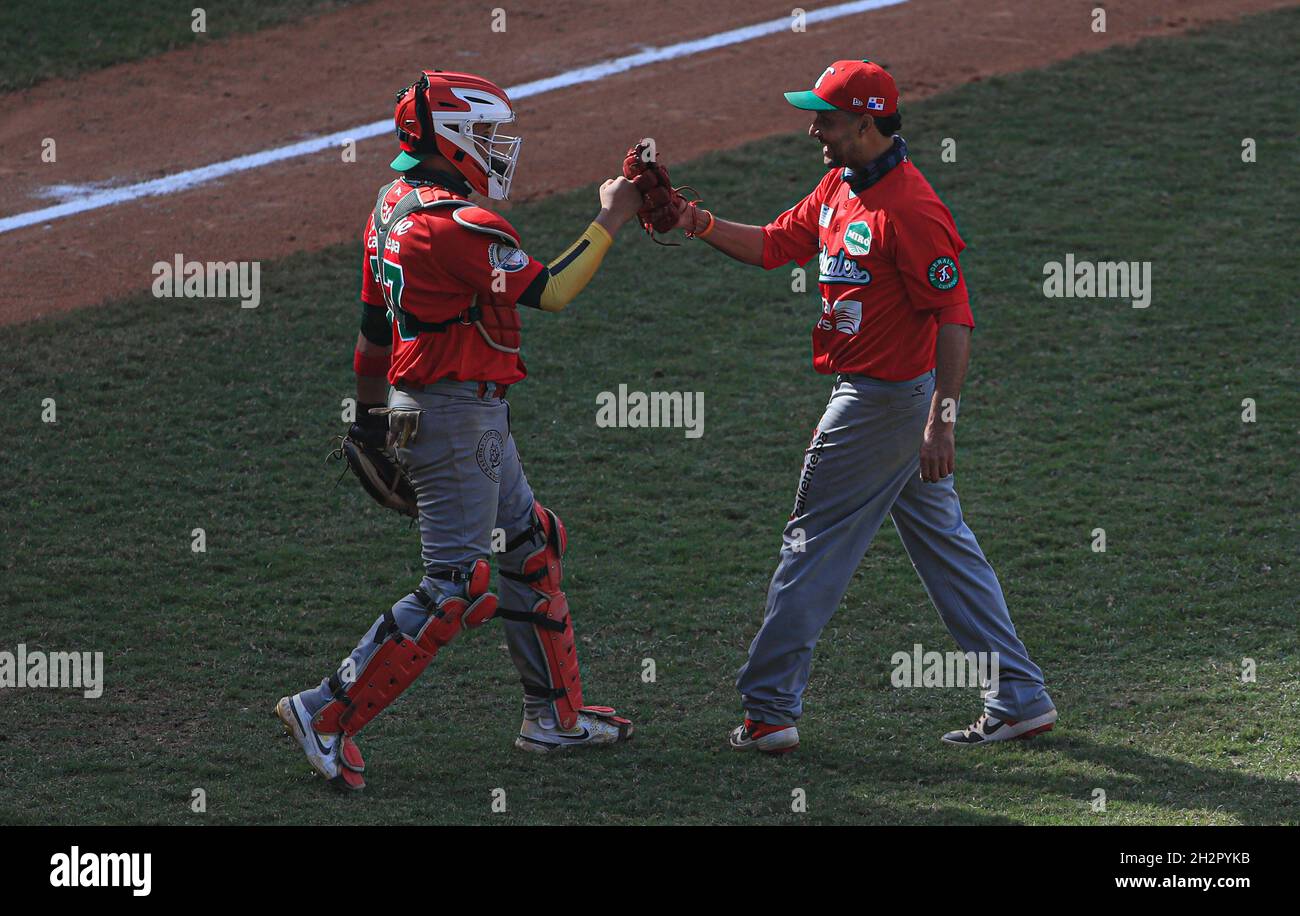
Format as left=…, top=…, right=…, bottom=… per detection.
left=0, top=0, right=908, bottom=236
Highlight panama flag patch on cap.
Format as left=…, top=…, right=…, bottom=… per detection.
left=866, top=97, right=886, bottom=111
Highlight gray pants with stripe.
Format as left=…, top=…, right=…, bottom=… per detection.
left=302, top=380, right=555, bottom=722
left=736, top=372, right=1054, bottom=726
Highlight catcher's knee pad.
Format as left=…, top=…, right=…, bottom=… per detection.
left=498, top=501, right=584, bottom=729
left=313, top=559, right=498, bottom=737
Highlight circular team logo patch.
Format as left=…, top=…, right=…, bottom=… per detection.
left=927, top=256, right=959, bottom=290
left=476, top=430, right=504, bottom=482
left=843, top=220, right=872, bottom=257
left=488, top=243, right=529, bottom=273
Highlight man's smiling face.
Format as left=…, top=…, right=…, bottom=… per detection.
left=808, top=109, right=860, bottom=169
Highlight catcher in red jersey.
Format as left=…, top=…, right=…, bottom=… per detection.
left=276, top=70, right=643, bottom=790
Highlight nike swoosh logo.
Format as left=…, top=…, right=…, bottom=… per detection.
left=291, top=700, right=331, bottom=754
left=557, top=728, right=590, bottom=742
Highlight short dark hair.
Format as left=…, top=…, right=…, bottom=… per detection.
left=872, top=112, right=902, bottom=137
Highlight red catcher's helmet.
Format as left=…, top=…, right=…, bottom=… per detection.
left=391, top=70, right=521, bottom=200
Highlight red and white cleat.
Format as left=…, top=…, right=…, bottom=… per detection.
left=729, top=718, right=800, bottom=755
left=941, top=708, right=1058, bottom=746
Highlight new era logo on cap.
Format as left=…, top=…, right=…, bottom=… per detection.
left=784, top=59, right=898, bottom=117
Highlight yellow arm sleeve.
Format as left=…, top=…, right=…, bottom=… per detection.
left=535, top=221, right=614, bottom=312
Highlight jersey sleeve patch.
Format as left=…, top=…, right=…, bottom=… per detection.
left=927, top=256, right=959, bottom=290
left=488, top=242, right=531, bottom=273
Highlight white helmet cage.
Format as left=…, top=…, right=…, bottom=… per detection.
left=429, top=86, right=522, bottom=200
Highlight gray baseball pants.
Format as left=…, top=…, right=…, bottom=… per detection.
left=301, top=379, right=556, bottom=722
left=736, top=371, right=1054, bottom=726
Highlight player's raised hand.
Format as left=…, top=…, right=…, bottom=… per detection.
left=597, top=176, right=643, bottom=229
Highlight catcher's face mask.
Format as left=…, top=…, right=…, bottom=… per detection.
left=463, top=119, right=522, bottom=200
left=391, top=71, right=522, bottom=200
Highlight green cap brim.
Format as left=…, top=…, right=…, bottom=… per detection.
left=389, top=150, right=423, bottom=171
left=783, top=90, right=838, bottom=111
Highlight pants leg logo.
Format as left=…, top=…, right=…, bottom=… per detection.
left=791, top=428, right=827, bottom=519
left=476, top=430, right=504, bottom=482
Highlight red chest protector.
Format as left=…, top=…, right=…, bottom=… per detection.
left=370, top=181, right=522, bottom=356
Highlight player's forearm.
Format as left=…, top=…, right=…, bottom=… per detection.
left=927, top=323, right=971, bottom=431
left=693, top=212, right=765, bottom=266
left=592, top=205, right=633, bottom=240
left=354, top=330, right=391, bottom=403
left=516, top=220, right=616, bottom=313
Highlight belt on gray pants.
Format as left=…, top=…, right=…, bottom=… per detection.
left=395, top=378, right=509, bottom=399
left=836, top=369, right=935, bottom=386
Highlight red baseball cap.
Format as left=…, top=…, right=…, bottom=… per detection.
left=784, top=59, right=898, bottom=116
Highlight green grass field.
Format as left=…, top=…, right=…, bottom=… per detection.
left=0, top=0, right=366, bottom=91
left=1, top=8, right=1296, bottom=825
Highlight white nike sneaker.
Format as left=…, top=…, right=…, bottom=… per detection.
left=514, top=705, right=634, bottom=754
left=275, top=694, right=365, bottom=790
left=941, top=708, right=1058, bottom=746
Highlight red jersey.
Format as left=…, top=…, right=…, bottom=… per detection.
left=361, top=179, right=546, bottom=386
left=761, top=160, right=974, bottom=381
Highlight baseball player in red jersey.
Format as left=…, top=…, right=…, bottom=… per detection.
left=276, top=70, right=644, bottom=789
left=655, top=60, right=1056, bottom=753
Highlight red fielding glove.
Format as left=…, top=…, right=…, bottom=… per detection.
left=622, top=142, right=701, bottom=241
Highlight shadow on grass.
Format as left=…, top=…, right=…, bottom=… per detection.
left=1059, top=736, right=1299, bottom=825
left=913, top=734, right=1300, bottom=825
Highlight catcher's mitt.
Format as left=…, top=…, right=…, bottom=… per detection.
left=330, top=405, right=418, bottom=518
left=622, top=142, right=701, bottom=244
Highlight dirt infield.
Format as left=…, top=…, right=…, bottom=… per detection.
left=0, top=0, right=1289, bottom=324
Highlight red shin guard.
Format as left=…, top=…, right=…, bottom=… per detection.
left=501, top=502, right=584, bottom=730
left=314, top=559, right=498, bottom=737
